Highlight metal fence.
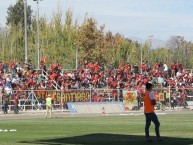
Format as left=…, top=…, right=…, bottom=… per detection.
left=0, top=97, right=1, bottom=112
left=1, top=85, right=193, bottom=113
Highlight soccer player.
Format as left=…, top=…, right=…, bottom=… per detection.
left=143, top=82, right=162, bottom=142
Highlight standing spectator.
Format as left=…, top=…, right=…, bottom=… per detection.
left=3, top=95, right=9, bottom=114
left=3, top=61, right=8, bottom=75
left=125, top=63, right=131, bottom=73
left=158, top=61, right=164, bottom=73
left=14, top=95, right=19, bottom=114
left=143, top=82, right=162, bottom=142
left=170, top=61, right=178, bottom=76
left=154, top=61, right=159, bottom=73
left=157, top=74, right=164, bottom=86
left=133, top=64, right=139, bottom=74
left=0, top=62, right=3, bottom=74
left=176, top=70, right=182, bottom=78
left=146, top=61, right=151, bottom=73
left=163, top=63, right=168, bottom=78
left=94, top=62, right=99, bottom=73
left=178, top=63, right=183, bottom=72
left=15, top=61, right=22, bottom=72
left=28, top=59, right=34, bottom=70
left=137, top=81, right=145, bottom=109
left=10, top=60, right=16, bottom=78
left=40, top=60, right=47, bottom=76
left=141, top=61, right=146, bottom=74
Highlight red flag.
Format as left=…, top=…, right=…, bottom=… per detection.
left=41, top=57, right=48, bottom=63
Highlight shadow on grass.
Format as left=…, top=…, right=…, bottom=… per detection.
left=19, top=133, right=193, bottom=145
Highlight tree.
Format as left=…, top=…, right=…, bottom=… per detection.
left=6, top=0, right=32, bottom=28
left=77, top=18, right=104, bottom=62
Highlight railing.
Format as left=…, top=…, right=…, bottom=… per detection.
left=1, top=85, right=193, bottom=113
left=41, top=69, right=61, bottom=90
left=34, top=69, right=62, bottom=90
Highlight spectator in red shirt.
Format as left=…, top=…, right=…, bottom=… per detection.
left=154, top=61, right=159, bottom=73
left=14, top=95, right=19, bottom=114
left=137, top=81, right=145, bottom=109
left=170, top=61, right=178, bottom=76
left=125, top=63, right=131, bottom=73
left=141, top=61, right=146, bottom=74
left=0, top=62, right=3, bottom=74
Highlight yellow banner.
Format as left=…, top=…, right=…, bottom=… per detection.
left=123, top=90, right=137, bottom=110
left=155, top=93, right=165, bottom=101
left=35, top=90, right=90, bottom=102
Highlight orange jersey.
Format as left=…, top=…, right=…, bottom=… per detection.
left=143, top=91, right=154, bottom=113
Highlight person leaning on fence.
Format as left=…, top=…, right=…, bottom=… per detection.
left=3, top=95, right=9, bottom=114
left=143, top=82, right=162, bottom=142
left=45, top=94, right=52, bottom=118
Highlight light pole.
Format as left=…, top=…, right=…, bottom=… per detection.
left=24, top=0, right=28, bottom=63
left=140, top=35, right=153, bottom=74
left=33, top=0, right=42, bottom=69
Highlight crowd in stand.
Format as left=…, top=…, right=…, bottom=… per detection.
left=1, top=59, right=193, bottom=112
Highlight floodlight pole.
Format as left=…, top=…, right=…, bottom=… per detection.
left=24, top=0, right=28, bottom=63
left=34, top=0, right=41, bottom=69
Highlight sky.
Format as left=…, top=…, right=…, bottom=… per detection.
left=1, top=0, right=193, bottom=42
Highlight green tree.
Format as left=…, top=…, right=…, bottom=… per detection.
left=77, top=18, right=105, bottom=62
left=6, top=0, right=32, bottom=28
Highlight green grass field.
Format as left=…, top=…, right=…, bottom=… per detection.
left=0, top=113, right=193, bottom=145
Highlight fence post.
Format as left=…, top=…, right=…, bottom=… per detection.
left=117, top=81, right=120, bottom=102
left=0, top=92, right=2, bottom=113
left=61, top=90, right=63, bottom=112
left=0, top=87, right=2, bottom=112
left=89, top=85, right=92, bottom=102
left=32, top=90, right=34, bottom=111
left=169, top=85, right=171, bottom=109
